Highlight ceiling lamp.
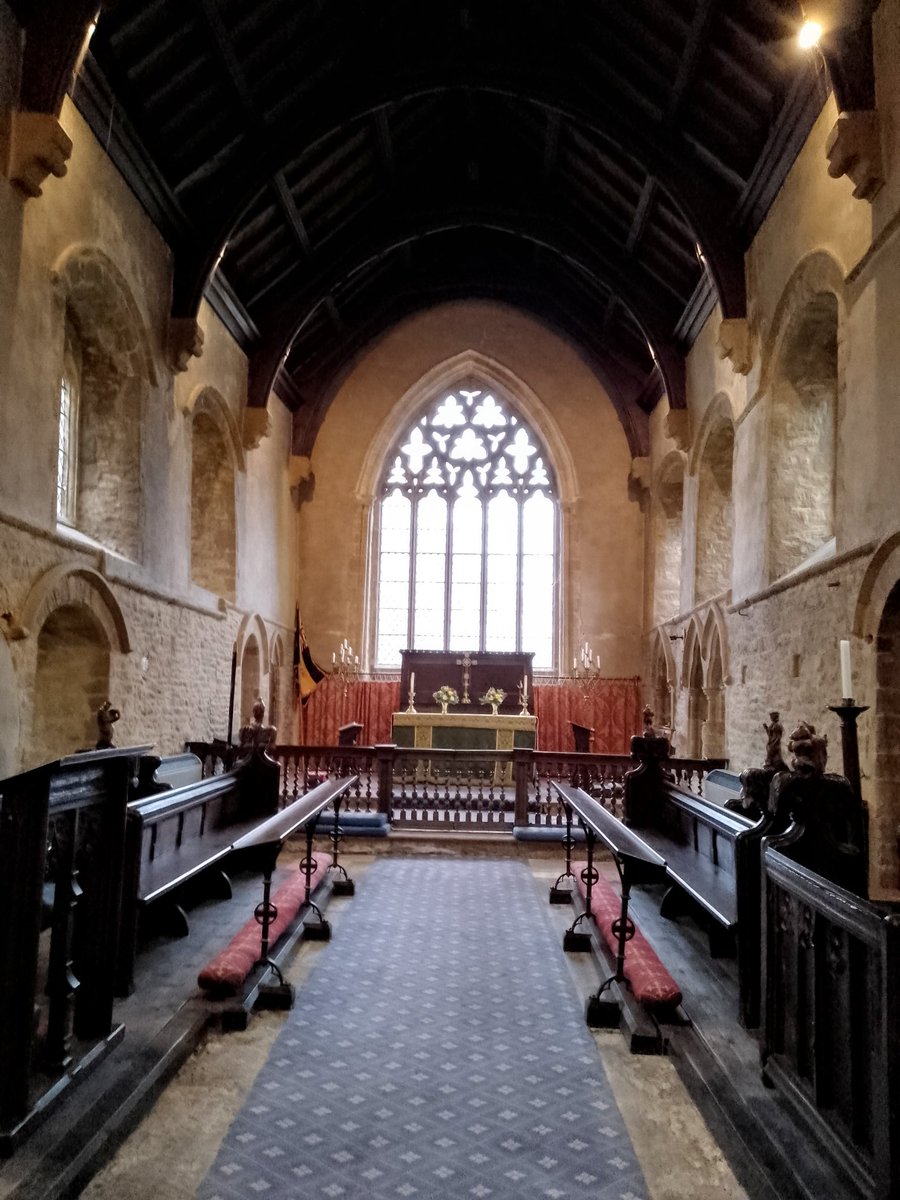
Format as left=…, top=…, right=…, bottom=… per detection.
left=798, top=19, right=823, bottom=49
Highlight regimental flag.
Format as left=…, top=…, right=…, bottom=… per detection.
left=293, top=608, right=326, bottom=707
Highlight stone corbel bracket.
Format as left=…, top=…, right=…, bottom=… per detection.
left=717, top=317, right=754, bottom=376
left=242, top=405, right=271, bottom=449
left=168, top=316, right=205, bottom=373
left=663, top=408, right=691, bottom=451
left=627, top=456, right=651, bottom=510
left=2, top=111, right=72, bottom=199
left=826, top=111, right=884, bottom=202
left=289, top=454, right=314, bottom=508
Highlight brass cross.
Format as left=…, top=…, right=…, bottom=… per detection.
left=455, top=651, right=479, bottom=704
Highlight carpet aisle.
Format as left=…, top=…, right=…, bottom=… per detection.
left=198, top=857, right=649, bottom=1200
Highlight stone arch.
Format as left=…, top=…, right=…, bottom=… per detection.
left=691, top=395, right=734, bottom=604
left=31, top=604, right=112, bottom=764
left=355, top=349, right=578, bottom=506
left=189, top=391, right=238, bottom=600
left=762, top=252, right=844, bottom=583
left=21, top=564, right=131, bottom=654
left=187, top=386, right=246, bottom=473
left=648, top=627, right=675, bottom=733
left=652, top=451, right=686, bottom=624
left=682, top=615, right=707, bottom=759
left=236, top=613, right=269, bottom=726
left=701, top=608, right=728, bottom=758
left=51, top=245, right=157, bottom=560
left=268, top=632, right=285, bottom=736
left=235, top=612, right=270, bottom=674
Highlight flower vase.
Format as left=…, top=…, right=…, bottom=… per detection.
left=440, top=702, right=449, bottom=715
left=490, top=703, right=499, bottom=716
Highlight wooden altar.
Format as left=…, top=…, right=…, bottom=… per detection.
left=391, top=710, right=537, bottom=783
left=400, top=649, right=534, bottom=712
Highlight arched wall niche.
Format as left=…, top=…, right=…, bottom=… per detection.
left=189, top=392, right=238, bottom=601
left=51, top=245, right=157, bottom=561
left=648, top=627, right=675, bottom=733
left=269, top=632, right=285, bottom=736
left=236, top=613, right=269, bottom=727
left=31, top=604, right=111, bottom=764
left=652, top=451, right=686, bottom=625
left=682, top=615, right=707, bottom=759
left=760, top=251, right=844, bottom=584
left=701, top=608, right=727, bottom=758
left=21, top=563, right=131, bottom=654
left=691, top=395, right=734, bottom=605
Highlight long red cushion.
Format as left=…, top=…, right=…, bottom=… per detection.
left=572, top=863, right=682, bottom=1009
left=198, top=859, right=326, bottom=994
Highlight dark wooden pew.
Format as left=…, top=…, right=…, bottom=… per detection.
left=134, top=751, right=203, bottom=797
left=623, top=739, right=768, bottom=1027
left=117, top=749, right=279, bottom=992
left=0, top=746, right=150, bottom=1155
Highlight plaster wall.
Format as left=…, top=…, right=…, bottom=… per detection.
left=298, top=301, right=644, bottom=677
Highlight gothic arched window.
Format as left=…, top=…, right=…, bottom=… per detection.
left=375, top=385, right=557, bottom=669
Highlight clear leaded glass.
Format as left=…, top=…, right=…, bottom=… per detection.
left=375, top=385, right=557, bottom=668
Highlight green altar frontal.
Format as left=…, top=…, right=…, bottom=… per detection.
left=391, top=711, right=537, bottom=783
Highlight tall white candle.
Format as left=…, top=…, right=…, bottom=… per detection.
left=409, top=671, right=415, bottom=694
left=840, top=640, right=852, bottom=699
left=573, top=657, right=577, bottom=671
left=522, top=675, right=528, bottom=699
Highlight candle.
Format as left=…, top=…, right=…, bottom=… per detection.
left=521, top=675, right=528, bottom=698
left=573, top=657, right=577, bottom=672
left=332, top=651, right=336, bottom=665
left=595, top=654, right=600, bottom=669
left=409, top=671, right=415, bottom=694
left=840, top=639, right=853, bottom=699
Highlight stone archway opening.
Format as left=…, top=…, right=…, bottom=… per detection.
left=240, top=635, right=261, bottom=726
left=191, top=410, right=236, bottom=600
left=685, top=638, right=707, bottom=760
left=703, top=626, right=727, bottom=759
left=695, top=421, right=734, bottom=603
left=31, top=604, right=111, bottom=763
left=650, top=636, right=673, bottom=734
left=268, top=637, right=284, bottom=737
left=768, top=292, right=837, bottom=582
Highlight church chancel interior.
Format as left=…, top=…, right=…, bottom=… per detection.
left=4, top=2, right=900, bottom=1198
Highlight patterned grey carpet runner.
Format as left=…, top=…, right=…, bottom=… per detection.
left=199, top=858, right=649, bottom=1199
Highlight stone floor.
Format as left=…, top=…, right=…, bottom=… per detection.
left=80, top=852, right=748, bottom=1200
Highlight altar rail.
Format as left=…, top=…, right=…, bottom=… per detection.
left=189, top=743, right=725, bottom=831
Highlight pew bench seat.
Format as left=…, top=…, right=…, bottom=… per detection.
left=634, top=829, right=739, bottom=931
left=573, top=864, right=682, bottom=1010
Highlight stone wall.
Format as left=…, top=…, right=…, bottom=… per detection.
left=297, top=302, right=645, bottom=677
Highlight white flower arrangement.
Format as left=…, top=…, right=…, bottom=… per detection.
left=433, top=685, right=459, bottom=705
left=480, top=687, right=506, bottom=706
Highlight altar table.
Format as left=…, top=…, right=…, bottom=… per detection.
left=391, top=710, right=537, bottom=784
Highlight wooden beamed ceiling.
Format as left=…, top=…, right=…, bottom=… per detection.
left=79, top=0, right=825, bottom=452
